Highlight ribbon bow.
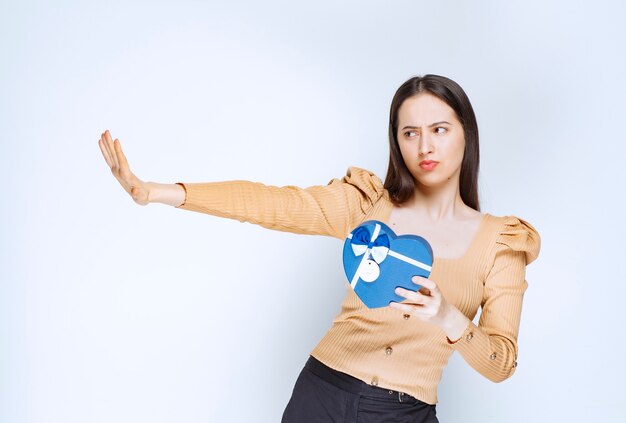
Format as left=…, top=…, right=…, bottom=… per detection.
left=350, top=224, right=390, bottom=263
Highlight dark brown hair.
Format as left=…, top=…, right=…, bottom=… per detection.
left=383, top=74, right=480, bottom=211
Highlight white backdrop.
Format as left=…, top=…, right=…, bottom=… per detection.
left=1, top=0, right=625, bottom=422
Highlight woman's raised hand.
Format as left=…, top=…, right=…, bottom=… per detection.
left=98, top=129, right=151, bottom=206
left=389, top=276, right=470, bottom=343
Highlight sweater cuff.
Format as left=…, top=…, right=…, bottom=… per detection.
left=447, top=320, right=479, bottom=347
left=174, top=182, right=187, bottom=208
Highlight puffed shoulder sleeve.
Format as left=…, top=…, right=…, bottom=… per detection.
left=497, top=215, right=541, bottom=265
left=174, top=166, right=385, bottom=239
left=448, top=215, right=541, bottom=382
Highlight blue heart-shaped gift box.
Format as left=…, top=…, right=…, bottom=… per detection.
left=342, top=220, right=433, bottom=308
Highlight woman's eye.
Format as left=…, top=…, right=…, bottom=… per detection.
left=405, top=131, right=417, bottom=137
left=435, top=127, right=447, bottom=134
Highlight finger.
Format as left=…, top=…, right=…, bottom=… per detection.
left=397, top=287, right=435, bottom=309
left=104, top=130, right=120, bottom=169
left=413, top=276, right=438, bottom=293
left=411, top=276, right=429, bottom=296
left=107, top=131, right=120, bottom=169
left=101, top=131, right=113, bottom=163
left=100, top=132, right=114, bottom=166
left=114, top=139, right=131, bottom=177
left=394, top=287, right=425, bottom=304
left=98, top=137, right=114, bottom=168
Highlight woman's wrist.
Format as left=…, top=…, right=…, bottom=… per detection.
left=146, top=181, right=186, bottom=207
left=440, top=304, right=470, bottom=342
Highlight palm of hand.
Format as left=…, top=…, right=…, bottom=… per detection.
left=97, top=129, right=150, bottom=206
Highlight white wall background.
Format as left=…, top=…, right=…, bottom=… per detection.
left=1, top=0, right=624, bottom=422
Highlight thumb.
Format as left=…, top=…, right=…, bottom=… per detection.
left=130, top=185, right=141, bottom=199
left=130, top=184, right=150, bottom=205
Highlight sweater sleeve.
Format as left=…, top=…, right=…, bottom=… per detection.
left=448, top=215, right=541, bottom=382
left=173, top=166, right=385, bottom=239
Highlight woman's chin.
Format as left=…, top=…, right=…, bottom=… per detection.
left=412, top=172, right=439, bottom=184
left=413, top=175, right=455, bottom=190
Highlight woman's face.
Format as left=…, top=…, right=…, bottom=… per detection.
left=396, top=93, right=466, bottom=189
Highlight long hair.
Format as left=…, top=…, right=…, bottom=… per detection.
left=384, top=74, right=480, bottom=211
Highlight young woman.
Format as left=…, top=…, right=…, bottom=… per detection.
left=98, top=74, right=540, bottom=423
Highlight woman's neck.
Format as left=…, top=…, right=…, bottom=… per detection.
left=401, top=180, right=469, bottom=222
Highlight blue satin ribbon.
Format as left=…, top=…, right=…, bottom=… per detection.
left=350, top=226, right=390, bottom=263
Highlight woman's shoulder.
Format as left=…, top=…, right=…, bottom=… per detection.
left=484, top=213, right=541, bottom=265
left=333, top=166, right=386, bottom=202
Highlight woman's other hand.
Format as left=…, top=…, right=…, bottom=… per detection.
left=98, top=129, right=151, bottom=206
left=390, top=276, right=470, bottom=342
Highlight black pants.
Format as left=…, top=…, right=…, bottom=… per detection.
left=281, top=356, right=439, bottom=423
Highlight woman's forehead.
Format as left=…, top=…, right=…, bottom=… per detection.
left=398, top=93, right=458, bottom=126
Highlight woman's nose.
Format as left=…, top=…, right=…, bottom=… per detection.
left=418, top=134, right=434, bottom=156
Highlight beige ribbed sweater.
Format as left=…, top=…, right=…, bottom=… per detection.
left=175, top=166, right=541, bottom=405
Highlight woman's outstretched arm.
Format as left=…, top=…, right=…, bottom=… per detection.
left=98, top=129, right=386, bottom=239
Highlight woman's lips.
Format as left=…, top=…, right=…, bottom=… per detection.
left=419, top=161, right=438, bottom=171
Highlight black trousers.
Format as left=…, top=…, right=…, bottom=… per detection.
left=281, top=356, right=439, bottom=423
